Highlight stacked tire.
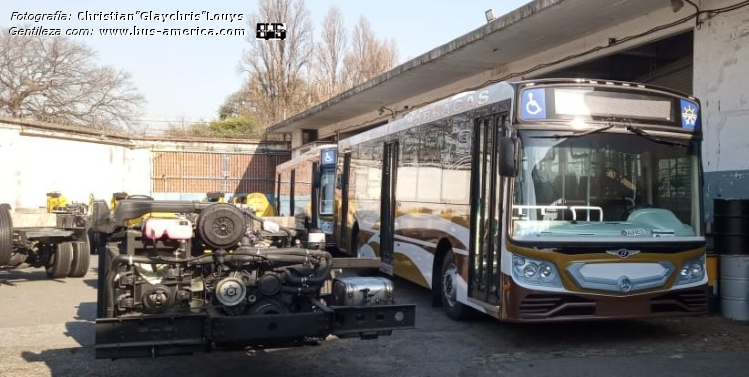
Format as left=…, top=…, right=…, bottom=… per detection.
left=46, top=242, right=74, bottom=278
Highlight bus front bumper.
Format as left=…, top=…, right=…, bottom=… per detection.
left=504, top=282, right=708, bottom=322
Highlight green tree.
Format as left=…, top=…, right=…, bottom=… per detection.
left=217, top=90, right=250, bottom=120
left=208, top=116, right=261, bottom=138
left=165, top=116, right=260, bottom=139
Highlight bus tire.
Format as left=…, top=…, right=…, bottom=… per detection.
left=440, top=250, right=471, bottom=320
left=46, top=242, right=73, bottom=279
left=0, top=204, right=13, bottom=266
left=68, top=241, right=91, bottom=278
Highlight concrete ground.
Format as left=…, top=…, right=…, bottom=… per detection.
left=2, top=257, right=749, bottom=377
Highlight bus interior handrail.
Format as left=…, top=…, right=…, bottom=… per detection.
left=512, top=205, right=604, bottom=222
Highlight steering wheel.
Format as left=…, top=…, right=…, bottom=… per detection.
left=622, top=204, right=654, bottom=220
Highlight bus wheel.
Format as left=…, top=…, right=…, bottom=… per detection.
left=0, top=204, right=13, bottom=266
left=440, top=250, right=470, bottom=320
left=46, top=242, right=73, bottom=279
left=68, top=240, right=91, bottom=278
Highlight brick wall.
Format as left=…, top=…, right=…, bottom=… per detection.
left=151, top=151, right=289, bottom=195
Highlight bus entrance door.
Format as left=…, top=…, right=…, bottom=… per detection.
left=338, top=152, right=352, bottom=254
left=468, top=114, right=506, bottom=306
left=379, top=141, right=398, bottom=275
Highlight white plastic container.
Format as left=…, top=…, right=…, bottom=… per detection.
left=143, top=218, right=193, bottom=240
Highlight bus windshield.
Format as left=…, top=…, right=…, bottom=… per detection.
left=511, top=129, right=702, bottom=241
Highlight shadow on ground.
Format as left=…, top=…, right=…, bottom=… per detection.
left=82, top=278, right=97, bottom=290
left=0, top=268, right=65, bottom=286
left=19, top=330, right=379, bottom=377
left=15, top=275, right=749, bottom=377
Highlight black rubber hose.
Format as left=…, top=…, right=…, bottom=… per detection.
left=243, top=210, right=295, bottom=237
left=266, top=249, right=331, bottom=285
left=258, top=251, right=331, bottom=279
left=234, top=248, right=330, bottom=264
left=280, top=285, right=319, bottom=295
left=244, top=210, right=263, bottom=223
left=113, top=200, right=212, bottom=225
left=196, top=255, right=269, bottom=267
left=108, top=254, right=216, bottom=272
left=285, top=265, right=316, bottom=275
left=234, top=247, right=332, bottom=285
left=263, top=255, right=319, bottom=264
left=108, top=252, right=277, bottom=271
left=245, top=248, right=331, bottom=257
left=283, top=253, right=331, bottom=286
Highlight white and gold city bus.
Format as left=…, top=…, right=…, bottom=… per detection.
left=333, top=78, right=707, bottom=321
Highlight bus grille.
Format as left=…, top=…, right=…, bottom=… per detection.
left=650, top=289, right=708, bottom=313
left=519, top=294, right=596, bottom=318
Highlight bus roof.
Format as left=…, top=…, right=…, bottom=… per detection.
left=339, top=82, right=514, bottom=150
left=338, top=78, right=700, bottom=150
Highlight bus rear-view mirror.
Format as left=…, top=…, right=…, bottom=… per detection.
left=499, top=137, right=519, bottom=177
left=313, top=166, right=321, bottom=188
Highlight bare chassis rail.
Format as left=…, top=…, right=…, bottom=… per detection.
left=14, top=227, right=79, bottom=241
left=95, top=298, right=416, bottom=358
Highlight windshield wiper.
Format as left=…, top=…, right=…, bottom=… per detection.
left=625, top=125, right=688, bottom=147
left=530, top=124, right=614, bottom=139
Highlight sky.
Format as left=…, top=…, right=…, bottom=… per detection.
left=1, top=0, right=530, bottom=132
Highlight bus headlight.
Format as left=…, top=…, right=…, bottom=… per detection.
left=674, top=256, right=706, bottom=286
left=523, top=264, right=537, bottom=278
left=512, top=254, right=562, bottom=288
left=690, top=263, right=703, bottom=277
left=539, top=263, right=555, bottom=281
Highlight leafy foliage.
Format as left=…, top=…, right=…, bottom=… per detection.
left=165, top=116, right=261, bottom=139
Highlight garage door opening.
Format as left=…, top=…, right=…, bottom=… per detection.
left=542, top=31, right=694, bottom=93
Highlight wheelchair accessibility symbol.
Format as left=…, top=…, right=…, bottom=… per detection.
left=521, top=88, right=546, bottom=119
left=525, top=93, right=542, bottom=115
left=321, top=149, right=337, bottom=166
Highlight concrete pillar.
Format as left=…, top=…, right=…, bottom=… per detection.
left=693, top=0, right=749, bottom=222
left=291, top=129, right=304, bottom=150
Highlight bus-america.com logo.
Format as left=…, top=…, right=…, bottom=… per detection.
left=256, top=23, right=286, bottom=40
